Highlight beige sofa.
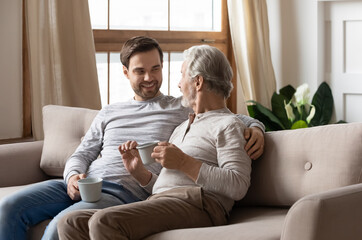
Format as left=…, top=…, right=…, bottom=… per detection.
left=1, top=105, right=362, bottom=240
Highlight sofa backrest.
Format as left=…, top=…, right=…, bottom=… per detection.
left=40, top=105, right=362, bottom=206
left=40, top=105, right=99, bottom=176
left=240, top=122, right=362, bottom=207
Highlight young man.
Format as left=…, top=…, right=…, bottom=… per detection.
left=58, top=44, right=253, bottom=240
left=0, top=37, right=264, bottom=240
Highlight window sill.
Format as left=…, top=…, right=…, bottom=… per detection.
left=0, top=137, right=35, bottom=145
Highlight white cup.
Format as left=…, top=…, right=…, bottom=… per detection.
left=78, top=177, right=103, bottom=202
left=136, top=141, right=159, bottom=165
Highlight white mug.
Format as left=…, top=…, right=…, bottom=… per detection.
left=78, top=177, right=103, bottom=202
left=136, top=141, right=159, bottom=165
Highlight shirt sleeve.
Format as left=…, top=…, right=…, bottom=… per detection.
left=236, top=114, right=265, bottom=133
left=63, top=109, right=106, bottom=183
left=141, top=172, right=158, bottom=194
left=195, top=122, right=252, bottom=201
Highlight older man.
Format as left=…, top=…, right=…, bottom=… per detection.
left=58, top=45, right=253, bottom=240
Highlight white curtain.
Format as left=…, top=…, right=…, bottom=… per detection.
left=25, top=0, right=101, bottom=140
left=228, top=0, right=276, bottom=110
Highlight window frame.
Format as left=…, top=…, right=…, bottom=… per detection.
left=92, top=0, right=236, bottom=111
left=23, top=0, right=32, bottom=139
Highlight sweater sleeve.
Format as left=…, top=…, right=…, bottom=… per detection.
left=195, top=122, right=252, bottom=201
left=63, top=109, right=106, bottom=183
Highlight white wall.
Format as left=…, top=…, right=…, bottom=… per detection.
left=236, top=0, right=320, bottom=114
left=0, top=0, right=23, bottom=139
left=267, top=0, right=319, bottom=93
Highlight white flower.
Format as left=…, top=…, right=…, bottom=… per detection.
left=306, top=105, right=316, bottom=123
left=294, top=83, right=310, bottom=106
left=284, top=100, right=295, bottom=122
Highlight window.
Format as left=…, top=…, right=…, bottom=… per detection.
left=89, top=0, right=221, bottom=31
left=7, top=0, right=233, bottom=144
left=88, top=0, right=235, bottom=109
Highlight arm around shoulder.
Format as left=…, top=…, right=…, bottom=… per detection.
left=236, top=114, right=265, bottom=133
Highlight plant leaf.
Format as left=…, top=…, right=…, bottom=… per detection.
left=279, top=85, right=296, bottom=102
left=271, top=93, right=291, bottom=129
left=291, top=120, right=308, bottom=129
left=310, top=82, right=334, bottom=126
left=247, top=104, right=283, bottom=131
left=248, top=100, right=285, bottom=130
left=247, top=104, right=256, bottom=118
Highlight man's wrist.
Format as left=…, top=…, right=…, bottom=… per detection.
left=251, top=124, right=265, bottom=133
left=179, top=155, right=202, bottom=182
left=133, top=169, right=152, bottom=186
left=65, top=171, right=80, bottom=183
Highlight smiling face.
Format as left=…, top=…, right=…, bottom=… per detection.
left=123, top=48, right=163, bottom=101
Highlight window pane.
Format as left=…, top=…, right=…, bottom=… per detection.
left=160, top=52, right=169, bottom=95
left=88, top=0, right=108, bottom=29
left=169, top=52, right=183, bottom=97
left=110, top=0, right=168, bottom=30
left=109, top=53, right=134, bottom=104
left=95, top=53, right=108, bottom=107
left=170, top=0, right=221, bottom=31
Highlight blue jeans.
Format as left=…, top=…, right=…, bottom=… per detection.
left=0, top=179, right=141, bottom=240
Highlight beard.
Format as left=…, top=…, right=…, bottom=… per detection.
left=133, top=80, right=161, bottom=100
left=181, top=84, right=197, bottom=108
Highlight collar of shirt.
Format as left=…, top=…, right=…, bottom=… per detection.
left=194, top=107, right=231, bottom=121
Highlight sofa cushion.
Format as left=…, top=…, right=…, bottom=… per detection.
left=0, top=184, right=34, bottom=200
left=241, top=122, right=362, bottom=207
left=40, top=105, right=99, bottom=176
left=144, top=207, right=287, bottom=240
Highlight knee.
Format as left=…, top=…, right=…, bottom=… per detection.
left=0, top=197, right=17, bottom=220
left=88, top=208, right=132, bottom=240
left=88, top=209, right=121, bottom=238
left=0, top=197, right=24, bottom=237
left=57, top=210, right=95, bottom=239
left=88, top=210, right=108, bottom=231
left=57, top=212, right=78, bottom=236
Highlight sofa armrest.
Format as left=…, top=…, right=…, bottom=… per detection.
left=281, top=183, right=362, bottom=240
left=0, top=141, right=49, bottom=187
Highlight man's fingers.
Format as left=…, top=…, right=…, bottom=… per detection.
left=79, top=174, right=87, bottom=179
left=151, top=151, right=159, bottom=159
left=119, top=145, right=126, bottom=154
left=250, top=148, right=263, bottom=160
left=68, top=184, right=78, bottom=200
left=157, top=142, right=169, bottom=146
left=120, top=141, right=138, bottom=152
left=244, top=128, right=251, bottom=140
left=244, top=134, right=256, bottom=151
left=244, top=140, right=253, bottom=151
left=130, top=141, right=138, bottom=149
left=248, top=142, right=264, bottom=160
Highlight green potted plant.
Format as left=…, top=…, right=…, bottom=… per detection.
left=247, top=82, right=342, bottom=131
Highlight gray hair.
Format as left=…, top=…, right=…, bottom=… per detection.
left=183, top=45, right=233, bottom=99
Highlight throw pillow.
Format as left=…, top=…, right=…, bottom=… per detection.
left=40, top=105, right=99, bottom=176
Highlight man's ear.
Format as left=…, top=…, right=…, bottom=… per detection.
left=123, top=66, right=129, bottom=79
left=195, top=75, right=204, bottom=91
